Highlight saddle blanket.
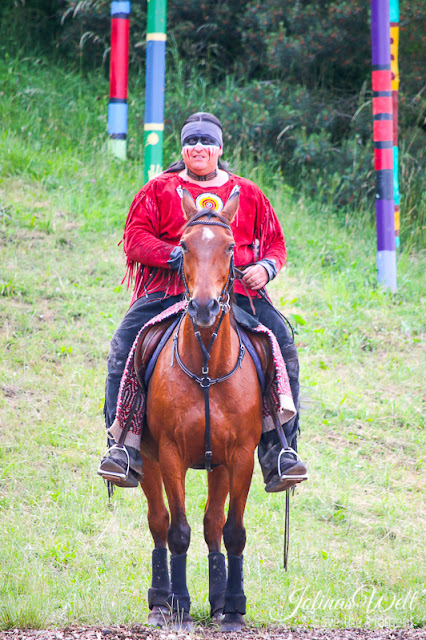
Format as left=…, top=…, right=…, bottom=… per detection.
left=109, top=300, right=296, bottom=449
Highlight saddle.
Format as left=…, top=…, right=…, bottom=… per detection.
left=133, top=306, right=274, bottom=398
left=131, top=306, right=282, bottom=467
left=134, top=315, right=180, bottom=391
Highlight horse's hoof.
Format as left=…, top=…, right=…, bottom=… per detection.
left=212, top=610, right=224, bottom=623
left=171, top=610, right=194, bottom=631
left=220, top=612, right=246, bottom=632
left=147, top=606, right=171, bottom=628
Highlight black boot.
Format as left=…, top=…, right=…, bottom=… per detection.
left=258, top=430, right=308, bottom=493
left=209, top=551, right=226, bottom=619
left=221, top=555, right=246, bottom=632
left=169, top=554, right=193, bottom=630
left=147, top=547, right=171, bottom=627
left=148, top=547, right=171, bottom=609
left=97, top=440, right=143, bottom=488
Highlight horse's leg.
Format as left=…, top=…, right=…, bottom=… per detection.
left=204, top=465, right=229, bottom=621
left=159, top=448, right=193, bottom=631
left=221, top=453, right=255, bottom=632
left=140, top=455, right=171, bottom=628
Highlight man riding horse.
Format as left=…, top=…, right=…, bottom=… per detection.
left=98, top=111, right=307, bottom=492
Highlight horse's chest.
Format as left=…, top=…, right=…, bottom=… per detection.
left=146, top=336, right=262, bottom=453
left=148, top=371, right=261, bottom=432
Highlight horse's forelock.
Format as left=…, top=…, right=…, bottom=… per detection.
left=183, top=209, right=232, bottom=232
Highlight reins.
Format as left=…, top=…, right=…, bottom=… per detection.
left=173, top=211, right=245, bottom=471
left=232, top=264, right=296, bottom=572
left=234, top=266, right=295, bottom=345
left=174, top=210, right=294, bottom=569
left=171, top=312, right=245, bottom=471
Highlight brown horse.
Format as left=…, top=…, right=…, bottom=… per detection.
left=139, top=189, right=264, bottom=631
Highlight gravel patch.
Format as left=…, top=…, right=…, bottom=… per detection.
left=0, top=626, right=423, bottom=640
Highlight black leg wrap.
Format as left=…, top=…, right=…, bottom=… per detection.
left=224, top=555, right=246, bottom=615
left=148, top=547, right=170, bottom=609
left=169, top=554, right=191, bottom=613
left=208, top=552, right=226, bottom=617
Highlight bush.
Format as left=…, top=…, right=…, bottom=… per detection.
left=1, top=0, right=424, bottom=245
left=0, top=0, right=61, bottom=56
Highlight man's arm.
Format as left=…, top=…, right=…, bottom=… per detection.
left=123, top=189, right=177, bottom=268
left=243, top=189, right=286, bottom=290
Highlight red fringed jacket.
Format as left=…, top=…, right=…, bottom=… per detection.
left=122, top=172, right=287, bottom=305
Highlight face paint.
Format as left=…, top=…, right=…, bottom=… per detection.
left=182, top=135, right=223, bottom=178
left=182, top=134, right=220, bottom=160
left=182, top=145, right=219, bottom=161
left=182, top=135, right=219, bottom=147
left=182, top=144, right=219, bottom=152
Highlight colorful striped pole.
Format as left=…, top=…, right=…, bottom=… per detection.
left=143, top=0, right=167, bottom=184
left=390, top=0, right=400, bottom=248
left=108, top=1, right=131, bottom=160
left=371, top=0, right=397, bottom=291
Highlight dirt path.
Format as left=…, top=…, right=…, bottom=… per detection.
left=0, top=626, right=423, bottom=640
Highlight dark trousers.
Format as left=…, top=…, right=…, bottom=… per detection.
left=234, top=294, right=299, bottom=448
left=104, top=294, right=183, bottom=431
left=104, top=293, right=299, bottom=448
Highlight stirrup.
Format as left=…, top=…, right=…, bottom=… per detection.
left=97, top=443, right=130, bottom=480
left=277, top=447, right=309, bottom=481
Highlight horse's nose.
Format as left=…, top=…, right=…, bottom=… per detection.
left=188, top=298, right=220, bottom=326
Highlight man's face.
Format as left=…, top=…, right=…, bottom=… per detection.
left=181, top=134, right=223, bottom=175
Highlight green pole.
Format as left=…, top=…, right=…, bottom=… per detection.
left=143, top=0, right=167, bottom=184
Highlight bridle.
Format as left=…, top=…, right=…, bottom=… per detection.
left=179, top=209, right=235, bottom=314
left=172, top=211, right=246, bottom=471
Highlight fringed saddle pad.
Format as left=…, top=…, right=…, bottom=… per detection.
left=110, top=300, right=296, bottom=447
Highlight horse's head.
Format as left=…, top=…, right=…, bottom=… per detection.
left=180, top=189, right=239, bottom=327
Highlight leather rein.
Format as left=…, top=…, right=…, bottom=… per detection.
left=172, top=211, right=246, bottom=471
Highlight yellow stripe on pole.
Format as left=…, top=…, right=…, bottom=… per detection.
left=390, top=25, right=399, bottom=91
left=144, top=123, right=165, bottom=131
left=394, top=207, right=400, bottom=233
left=146, top=33, right=167, bottom=41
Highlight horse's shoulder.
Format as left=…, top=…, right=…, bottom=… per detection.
left=231, top=304, right=272, bottom=373
left=237, top=327, right=274, bottom=396
left=134, top=316, right=179, bottom=386
left=245, top=331, right=273, bottom=375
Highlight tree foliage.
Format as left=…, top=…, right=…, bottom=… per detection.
left=0, top=0, right=424, bottom=238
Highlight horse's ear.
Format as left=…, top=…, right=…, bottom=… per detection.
left=221, top=189, right=240, bottom=224
left=181, top=188, right=198, bottom=220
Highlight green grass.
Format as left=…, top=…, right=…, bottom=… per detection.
left=0, top=56, right=425, bottom=631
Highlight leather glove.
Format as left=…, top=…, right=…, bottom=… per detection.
left=167, top=245, right=184, bottom=271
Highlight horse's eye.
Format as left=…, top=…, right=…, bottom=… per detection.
left=180, top=240, right=188, bottom=252
left=227, top=244, right=235, bottom=254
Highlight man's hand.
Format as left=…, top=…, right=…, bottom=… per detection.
left=242, top=264, right=269, bottom=290
left=167, top=246, right=183, bottom=271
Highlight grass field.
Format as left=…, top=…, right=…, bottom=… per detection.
left=0, top=57, right=425, bottom=631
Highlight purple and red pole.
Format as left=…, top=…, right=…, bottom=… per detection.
left=108, top=1, right=130, bottom=160
left=371, top=0, right=397, bottom=291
